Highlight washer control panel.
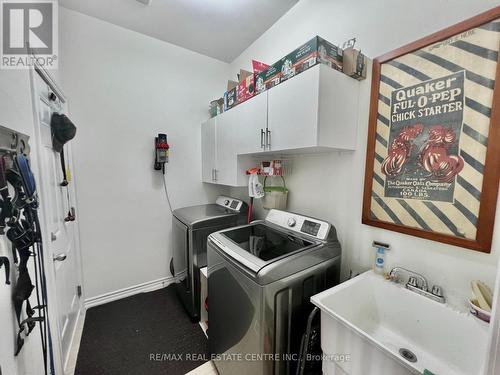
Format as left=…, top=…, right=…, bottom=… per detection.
left=216, top=196, right=245, bottom=212
left=266, top=209, right=330, bottom=240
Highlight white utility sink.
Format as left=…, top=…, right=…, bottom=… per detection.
left=311, top=270, right=489, bottom=375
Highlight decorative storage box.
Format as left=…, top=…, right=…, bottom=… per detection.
left=255, top=36, right=343, bottom=94
left=223, top=80, right=238, bottom=111
left=236, top=62, right=269, bottom=106
left=237, top=69, right=255, bottom=105
left=342, top=47, right=367, bottom=80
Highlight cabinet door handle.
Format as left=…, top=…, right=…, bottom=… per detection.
left=260, top=129, right=265, bottom=148
left=212, top=168, right=215, bottom=181
left=214, top=169, right=217, bottom=181
left=266, top=129, right=271, bottom=149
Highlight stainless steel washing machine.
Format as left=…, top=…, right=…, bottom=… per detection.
left=171, top=196, right=247, bottom=321
left=207, top=209, right=341, bottom=375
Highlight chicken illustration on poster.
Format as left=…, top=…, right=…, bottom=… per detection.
left=381, top=71, right=465, bottom=203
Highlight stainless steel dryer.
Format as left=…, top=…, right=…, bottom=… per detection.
left=208, top=209, right=341, bottom=375
left=171, top=196, right=247, bottom=321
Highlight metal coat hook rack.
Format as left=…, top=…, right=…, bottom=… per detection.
left=0, top=124, right=31, bottom=158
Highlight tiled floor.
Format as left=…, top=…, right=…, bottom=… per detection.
left=186, top=361, right=218, bottom=374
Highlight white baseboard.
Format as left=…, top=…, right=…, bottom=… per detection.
left=84, top=276, right=174, bottom=309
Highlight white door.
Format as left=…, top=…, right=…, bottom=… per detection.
left=201, top=118, right=216, bottom=183
left=267, top=66, right=319, bottom=151
left=32, top=72, right=83, bottom=372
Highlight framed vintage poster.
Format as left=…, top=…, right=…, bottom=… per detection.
left=362, top=7, right=500, bottom=252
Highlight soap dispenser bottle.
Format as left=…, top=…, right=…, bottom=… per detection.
left=373, top=241, right=390, bottom=275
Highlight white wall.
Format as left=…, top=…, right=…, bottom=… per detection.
left=0, top=70, right=45, bottom=374
left=58, top=8, right=230, bottom=300
left=229, top=0, right=500, bottom=308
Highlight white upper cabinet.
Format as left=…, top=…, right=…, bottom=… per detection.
left=268, top=64, right=359, bottom=151
left=202, top=109, right=254, bottom=186
left=317, top=65, right=360, bottom=150
left=201, top=64, right=360, bottom=186
left=267, top=66, right=320, bottom=151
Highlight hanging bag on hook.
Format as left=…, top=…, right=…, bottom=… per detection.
left=50, top=113, right=76, bottom=186
left=50, top=113, right=77, bottom=222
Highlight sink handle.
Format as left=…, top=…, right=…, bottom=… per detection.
left=431, top=285, right=444, bottom=297
left=407, top=276, right=418, bottom=288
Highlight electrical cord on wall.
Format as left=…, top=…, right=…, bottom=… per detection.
left=162, top=172, right=174, bottom=214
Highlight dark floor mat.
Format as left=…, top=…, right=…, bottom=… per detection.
left=75, top=286, right=208, bottom=375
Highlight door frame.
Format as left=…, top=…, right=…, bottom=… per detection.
left=28, top=60, right=86, bottom=374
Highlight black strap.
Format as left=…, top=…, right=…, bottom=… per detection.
left=0, top=256, right=10, bottom=284
left=0, top=156, right=13, bottom=234
left=59, top=148, right=75, bottom=222
left=13, top=271, right=34, bottom=324
left=60, top=148, right=68, bottom=186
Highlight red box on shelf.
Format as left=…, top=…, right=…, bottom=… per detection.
left=237, top=69, right=255, bottom=104
left=237, top=61, right=269, bottom=104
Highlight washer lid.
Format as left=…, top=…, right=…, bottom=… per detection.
left=209, top=222, right=318, bottom=274
left=173, top=196, right=247, bottom=228
left=173, top=204, right=240, bottom=228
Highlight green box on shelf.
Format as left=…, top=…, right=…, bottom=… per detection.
left=223, top=87, right=238, bottom=111
left=255, top=36, right=343, bottom=94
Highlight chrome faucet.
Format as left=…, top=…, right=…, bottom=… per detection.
left=389, top=267, right=428, bottom=290
left=388, top=267, right=445, bottom=304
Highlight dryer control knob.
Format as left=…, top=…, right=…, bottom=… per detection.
left=224, top=200, right=230, bottom=205
left=287, top=218, right=297, bottom=227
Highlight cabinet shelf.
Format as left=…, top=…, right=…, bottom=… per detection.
left=201, top=64, right=360, bottom=186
